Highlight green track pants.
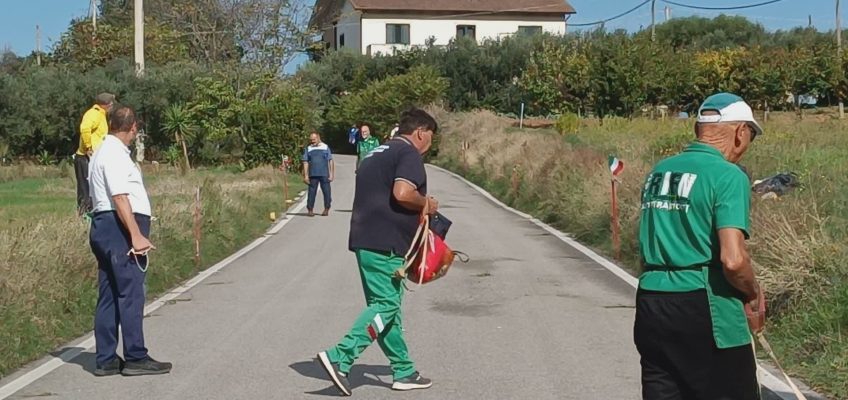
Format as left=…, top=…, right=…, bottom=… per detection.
left=326, top=249, right=416, bottom=380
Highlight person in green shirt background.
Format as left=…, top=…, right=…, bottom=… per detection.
left=634, top=92, right=766, bottom=400
left=356, top=123, right=380, bottom=167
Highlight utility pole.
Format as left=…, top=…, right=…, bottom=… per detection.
left=91, top=0, right=97, bottom=32
left=838, top=0, right=844, bottom=118
left=838, top=0, right=843, bottom=52
left=651, top=0, right=657, bottom=43
left=665, top=6, right=672, bottom=22
left=35, top=25, right=41, bottom=66
left=134, top=0, right=144, bottom=76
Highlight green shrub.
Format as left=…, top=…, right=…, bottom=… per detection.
left=162, top=144, right=182, bottom=165
left=325, top=65, right=448, bottom=143
left=555, top=113, right=580, bottom=135
left=242, top=81, right=320, bottom=169
left=36, top=150, right=56, bottom=166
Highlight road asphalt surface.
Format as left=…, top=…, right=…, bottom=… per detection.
left=2, top=155, right=797, bottom=399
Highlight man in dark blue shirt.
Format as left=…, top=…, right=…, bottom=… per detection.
left=302, top=132, right=335, bottom=217
left=316, top=108, right=439, bottom=396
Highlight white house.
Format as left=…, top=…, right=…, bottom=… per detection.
left=309, top=0, right=576, bottom=56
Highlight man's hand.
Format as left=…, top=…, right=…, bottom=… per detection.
left=113, top=194, right=154, bottom=256
left=329, top=175, right=334, bottom=183
left=131, top=234, right=155, bottom=254
left=744, top=288, right=766, bottom=334
left=426, top=196, right=439, bottom=215
left=86, top=150, right=93, bottom=157
left=303, top=176, right=310, bottom=185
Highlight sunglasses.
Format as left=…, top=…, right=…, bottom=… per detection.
left=744, top=123, right=758, bottom=142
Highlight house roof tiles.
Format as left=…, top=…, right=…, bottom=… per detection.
left=310, top=0, right=575, bottom=29
left=350, top=0, right=575, bottom=14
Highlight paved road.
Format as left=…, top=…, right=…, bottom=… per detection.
left=5, top=155, right=647, bottom=399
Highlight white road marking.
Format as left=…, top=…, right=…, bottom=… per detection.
left=428, top=164, right=800, bottom=400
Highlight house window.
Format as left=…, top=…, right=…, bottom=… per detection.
left=386, top=24, right=410, bottom=45
left=517, top=26, right=543, bottom=35
left=339, top=33, right=345, bottom=48
left=456, top=25, right=476, bottom=40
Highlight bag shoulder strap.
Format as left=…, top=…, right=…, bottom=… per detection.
left=756, top=332, right=808, bottom=400
left=397, top=200, right=430, bottom=279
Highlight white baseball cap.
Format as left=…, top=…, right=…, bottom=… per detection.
left=697, top=92, right=763, bottom=140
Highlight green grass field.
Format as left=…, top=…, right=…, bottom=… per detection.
left=432, top=108, right=848, bottom=398
left=0, top=165, right=304, bottom=378
left=0, top=179, right=72, bottom=218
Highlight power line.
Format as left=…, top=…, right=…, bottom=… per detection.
left=569, top=0, right=652, bottom=27
left=660, top=0, right=786, bottom=11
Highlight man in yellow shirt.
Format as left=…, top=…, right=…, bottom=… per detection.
left=75, top=92, right=115, bottom=215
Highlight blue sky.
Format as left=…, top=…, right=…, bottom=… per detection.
left=567, top=0, right=839, bottom=32
left=0, top=0, right=842, bottom=71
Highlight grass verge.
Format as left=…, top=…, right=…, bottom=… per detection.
left=0, top=165, right=304, bottom=378
left=431, top=108, right=848, bottom=398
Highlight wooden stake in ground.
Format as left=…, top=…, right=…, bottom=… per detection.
left=519, top=103, right=525, bottom=129
left=510, top=164, right=521, bottom=196
left=608, top=156, right=625, bottom=261
left=193, top=187, right=202, bottom=269
left=611, top=179, right=621, bottom=260
left=461, top=141, right=470, bottom=173
left=282, top=155, right=290, bottom=214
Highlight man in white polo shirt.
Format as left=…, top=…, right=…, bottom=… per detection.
left=88, top=107, right=172, bottom=377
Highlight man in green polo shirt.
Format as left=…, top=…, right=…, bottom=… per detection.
left=634, top=92, right=766, bottom=400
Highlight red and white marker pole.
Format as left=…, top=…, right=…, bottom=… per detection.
left=608, top=156, right=625, bottom=260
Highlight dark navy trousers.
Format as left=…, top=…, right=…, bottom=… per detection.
left=307, top=176, right=332, bottom=210
left=89, top=211, right=150, bottom=366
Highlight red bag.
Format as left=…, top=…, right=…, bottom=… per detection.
left=406, top=229, right=455, bottom=284
left=397, top=206, right=458, bottom=285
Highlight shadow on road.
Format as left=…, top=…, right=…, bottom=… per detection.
left=286, top=210, right=351, bottom=217
left=49, top=348, right=96, bottom=375
left=290, top=360, right=393, bottom=396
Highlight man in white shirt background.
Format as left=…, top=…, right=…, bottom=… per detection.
left=88, top=107, right=172, bottom=377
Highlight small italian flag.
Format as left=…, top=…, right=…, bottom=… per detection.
left=608, top=156, right=624, bottom=176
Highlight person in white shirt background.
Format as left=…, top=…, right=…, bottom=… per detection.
left=88, top=107, right=172, bottom=377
